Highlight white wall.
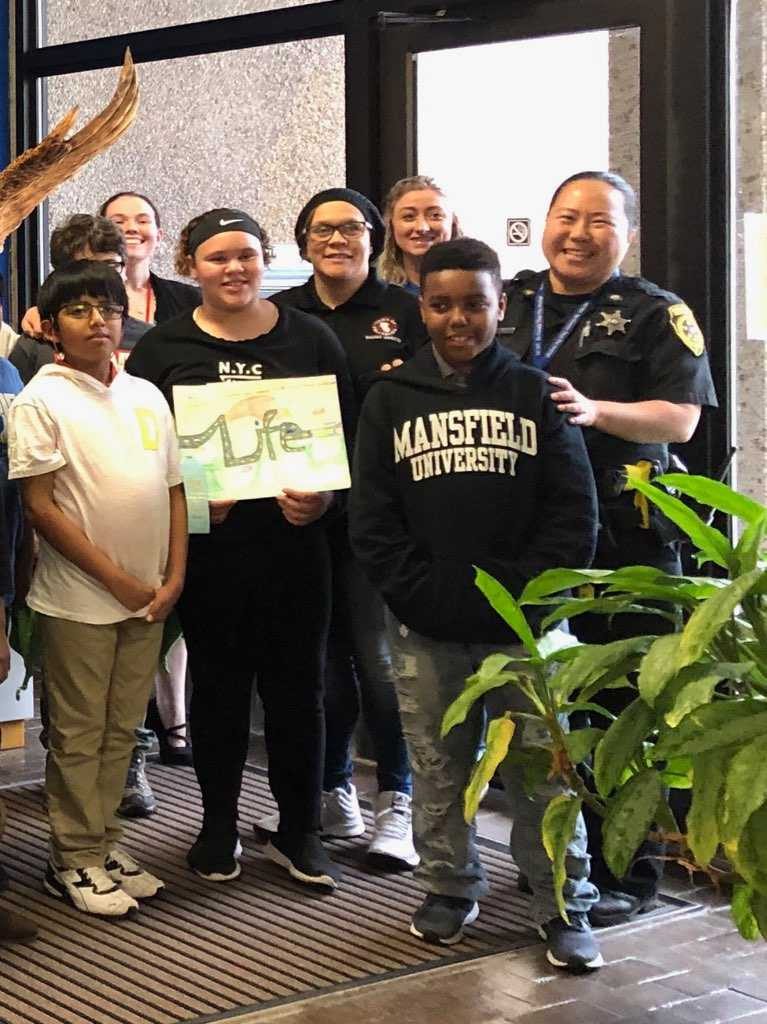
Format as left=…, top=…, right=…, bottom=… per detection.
left=417, top=31, right=611, bottom=279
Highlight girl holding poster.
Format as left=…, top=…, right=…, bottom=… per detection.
left=126, top=208, right=355, bottom=892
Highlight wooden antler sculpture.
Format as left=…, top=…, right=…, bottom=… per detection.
left=0, top=49, right=139, bottom=250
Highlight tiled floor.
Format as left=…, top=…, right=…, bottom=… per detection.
left=2, top=722, right=765, bottom=1024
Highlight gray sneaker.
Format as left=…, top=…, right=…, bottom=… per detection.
left=116, top=749, right=156, bottom=819
left=539, top=913, right=604, bottom=972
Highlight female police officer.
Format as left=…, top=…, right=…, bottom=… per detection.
left=500, top=170, right=717, bottom=926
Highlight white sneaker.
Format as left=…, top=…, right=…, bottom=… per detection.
left=322, top=784, right=365, bottom=838
left=44, top=862, right=139, bottom=917
left=105, top=849, right=165, bottom=900
left=367, top=791, right=419, bottom=870
left=253, top=785, right=365, bottom=839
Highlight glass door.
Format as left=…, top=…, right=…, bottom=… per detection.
left=377, top=0, right=729, bottom=479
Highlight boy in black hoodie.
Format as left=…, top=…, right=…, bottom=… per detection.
left=349, top=239, right=602, bottom=972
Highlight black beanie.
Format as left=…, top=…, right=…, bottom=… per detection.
left=294, top=188, right=385, bottom=260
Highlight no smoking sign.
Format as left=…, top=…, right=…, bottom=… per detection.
left=506, top=218, right=531, bottom=246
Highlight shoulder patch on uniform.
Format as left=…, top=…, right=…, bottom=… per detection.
left=668, top=303, right=704, bottom=356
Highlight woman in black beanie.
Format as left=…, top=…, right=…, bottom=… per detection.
left=263, top=188, right=427, bottom=870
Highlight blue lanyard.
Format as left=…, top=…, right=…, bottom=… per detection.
left=531, top=282, right=593, bottom=370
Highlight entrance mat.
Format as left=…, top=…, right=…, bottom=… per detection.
left=0, top=764, right=695, bottom=1024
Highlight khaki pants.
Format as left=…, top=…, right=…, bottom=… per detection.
left=41, top=615, right=162, bottom=868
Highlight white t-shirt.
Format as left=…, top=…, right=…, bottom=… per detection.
left=8, top=363, right=182, bottom=624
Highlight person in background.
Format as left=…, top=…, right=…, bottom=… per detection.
left=0, top=351, right=37, bottom=943
left=99, top=192, right=199, bottom=323
left=8, top=261, right=186, bottom=917
left=499, top=170, right=718, bottom=927
left=0, top=274, right=19, bottom=358
left=13, top=214, right=148, bottom=380
left=349, top=237, right=602, bottom=972
left=126, top=208, right=356, bottom=891
left=100, top=192, right=199, bottom=781
left=264, top=188, right=426, bottom=870
left=378, top=175, right=460, bottom=293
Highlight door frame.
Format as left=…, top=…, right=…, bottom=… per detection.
left=375, top=0, right=730, bottom=480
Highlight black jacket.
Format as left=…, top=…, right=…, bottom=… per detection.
left=349, top=341, right=598, bottom=644
left=150, top=272, right=200, bottom=324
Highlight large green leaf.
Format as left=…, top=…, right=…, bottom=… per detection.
left=519, top=568, right=616, bottom=605
left=593, top=698, right=655, bottom=797
left=638, top=634, right=684, bottom=706
left=752, top=890, right=767, bottom=938
left=656, top=473, right=766, bottom=526
left=540, top=597, right=672, bottom=632
left=603, top=581, right=698, bottom=609
left=732, top=884, right=761, bottom=941
left=464, top=715, right=515, bottom=822
left=652, top=700, right=767, bottom=760
left=728, top=802, right=767, bottom=892
left=548, top=636, right=653, bottom=702
left=686, top=747, right=732, bottom=866
left=441, top=669, right=530, bottom=738
left=735, top=515, right=767, bottom=575
left=602, top=769, right=664, bottom=880
left=676, top=569, right=766, bottom=668
left=474, top=567, right=539, bottom=658
left=564, top=728, right=604, bottom=766
left=625, top=476, right=733, bottom=569
left=721, top=734, right=767, bottom=843
left=541, top=794, right=582, bottom=922
left=664, top=671, right=733, bottom=727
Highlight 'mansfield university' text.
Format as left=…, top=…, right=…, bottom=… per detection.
left=392, top=408, right=538, bottom=481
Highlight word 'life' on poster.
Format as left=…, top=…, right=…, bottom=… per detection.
left=173, top=375, right=350, bottom=501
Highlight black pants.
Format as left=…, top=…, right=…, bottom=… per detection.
left=574, top=523, right=680, bottom=899
left=178, top=521, right=331, bottom=839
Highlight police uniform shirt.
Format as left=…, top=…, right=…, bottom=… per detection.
left=272, top=271, right=428, bottom=400
left=499, top=270, right=718, bottom=471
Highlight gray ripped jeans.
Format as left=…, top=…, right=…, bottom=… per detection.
left=388, top=615, right=598, bottom=924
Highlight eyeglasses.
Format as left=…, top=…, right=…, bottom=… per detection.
left=102, top=259, right=125, bottom=272
left=306, top=221, right=372, bottom=241
left=59, top=302, right=125, bottom=321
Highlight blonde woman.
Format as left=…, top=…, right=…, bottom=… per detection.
left=378, top=175, right=461, bottom=292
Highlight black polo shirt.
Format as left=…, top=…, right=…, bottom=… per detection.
left=273, top=271, right=428, bottom=400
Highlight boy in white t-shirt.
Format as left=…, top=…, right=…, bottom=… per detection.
left=8, top=261, right=187, bottom=918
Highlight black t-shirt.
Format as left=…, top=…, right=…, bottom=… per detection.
left=125, top=304, right=357, bottom=545
left=272, top=272, right=428, bottom=400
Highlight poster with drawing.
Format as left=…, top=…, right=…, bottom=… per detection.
left=173, top=375, right=350, bottom=501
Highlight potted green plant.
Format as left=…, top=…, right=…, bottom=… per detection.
left=443, top=473, right=767, bottom=939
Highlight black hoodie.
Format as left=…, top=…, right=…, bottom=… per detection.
left=348, top=341, right=598, bottom=644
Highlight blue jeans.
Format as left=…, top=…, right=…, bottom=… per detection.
left=388, top=615, right=597, bottom=924
left=324, top=540, right=411, bottom=795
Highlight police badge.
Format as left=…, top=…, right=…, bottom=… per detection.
left=668, top=303, right=704, bottom=356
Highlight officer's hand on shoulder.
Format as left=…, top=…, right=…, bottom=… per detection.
left=548, top=375, right=598, bottom=427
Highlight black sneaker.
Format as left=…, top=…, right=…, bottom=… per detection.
left=116, top=749, right=156, bottom=819
left=187, top=829, right=242, bottom=882
left=410, top=893, right=479, bottom=945
left=264, top=833, right=341, bottom=890
left=539, top=912, right=604, bottom=972
left=589, top=889, right=658, bottom=927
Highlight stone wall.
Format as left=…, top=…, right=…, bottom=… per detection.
left=734, top=0, right=767, bottom=502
